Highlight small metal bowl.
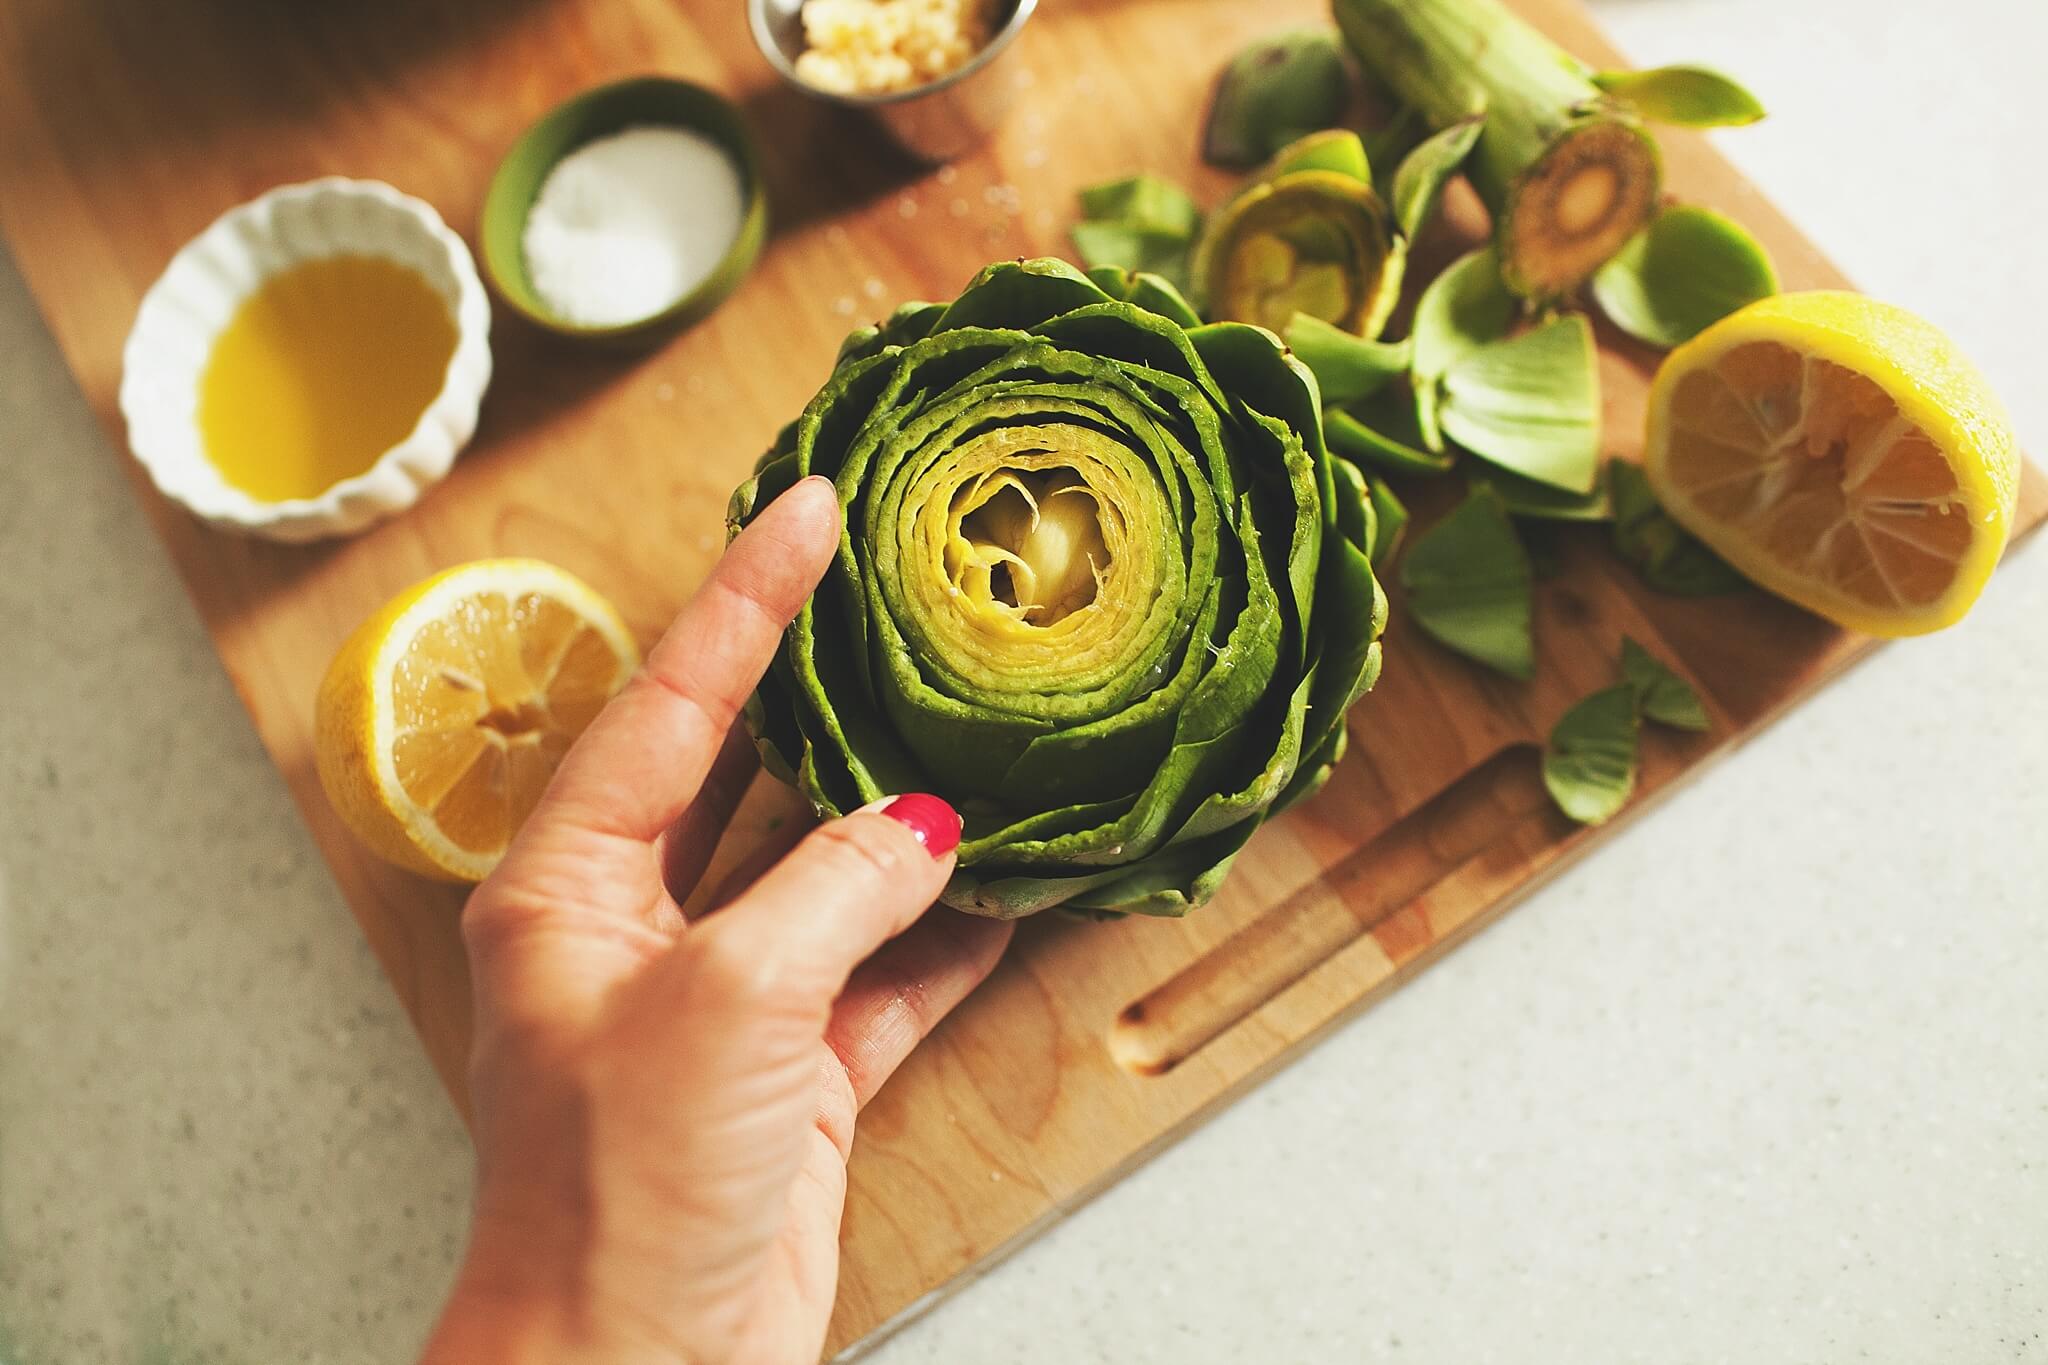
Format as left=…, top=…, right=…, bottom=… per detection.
left=748, top=0, right=1039, bottom=164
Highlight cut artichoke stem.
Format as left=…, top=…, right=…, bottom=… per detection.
left=1498, top=120, right=1660, bottom=299
left=1333, top=0, right=1663, bottom=300
left=956, top=470, right=1112, bottom=625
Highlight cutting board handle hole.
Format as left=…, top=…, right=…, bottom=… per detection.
left=1108, top=745, right=1550, bottom=1077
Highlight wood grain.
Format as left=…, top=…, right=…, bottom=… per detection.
left=1, top=0, right=2039, bottom=1354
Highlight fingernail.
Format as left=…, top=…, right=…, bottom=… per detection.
left=877, top=792, right=961, bottom=859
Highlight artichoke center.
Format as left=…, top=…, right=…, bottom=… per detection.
left=1226, top=228, right=1355, bottom=333
left=955, top=469, right=1110, bottom=626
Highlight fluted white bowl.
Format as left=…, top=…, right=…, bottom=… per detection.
left=119, top=178, right=493, bottom=542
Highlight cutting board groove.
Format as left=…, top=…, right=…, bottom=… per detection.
left=0, top=0, right=2039, bottom=1356
left=1111, top=744, right=1542, bottom=1077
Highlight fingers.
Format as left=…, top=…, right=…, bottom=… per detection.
left=825, top=909, right=1013, bottom=1112
left=548, top=474, right=838, bottom=842
left=659, top=728, right=760, bottom=908
left=669, top=795, right=963, bottom=1009
left=489, top=476, right=839, bottom=899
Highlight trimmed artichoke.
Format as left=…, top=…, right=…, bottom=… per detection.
left=729, top=258, right=1387, bottom=919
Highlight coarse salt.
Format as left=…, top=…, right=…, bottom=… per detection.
left=522, top=125, right=745, bottom=328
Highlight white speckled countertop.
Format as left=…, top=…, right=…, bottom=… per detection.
left=4, top=2, right=2045, bottom=1361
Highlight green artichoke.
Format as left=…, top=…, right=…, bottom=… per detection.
left=728, top=258, right=1386, bottom=918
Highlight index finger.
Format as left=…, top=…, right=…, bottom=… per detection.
left=500, top=475, right=840, bottom=876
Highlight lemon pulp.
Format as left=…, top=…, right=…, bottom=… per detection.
left=314, top=560, right=641, bottom=882
left=388, top=587, right=624, bottom=857
left=198, top=255, right=457, bottom=501
left=1645, top=291, right=2019, bottom=636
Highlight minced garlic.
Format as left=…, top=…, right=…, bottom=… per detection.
left=793, top=0, right=996, bottom=96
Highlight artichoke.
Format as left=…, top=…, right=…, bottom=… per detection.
left=1191, top=131, right=1403, bottom=340
left=729, top=258, right=1386, bottom=919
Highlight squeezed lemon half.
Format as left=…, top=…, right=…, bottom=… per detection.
left=1645, top=291, right=2019, bottom=636
left=314, top=559, right=639, bottom=881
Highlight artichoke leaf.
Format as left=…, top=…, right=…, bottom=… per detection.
left=1609, top=460, right=1748, bottom=595
left=1409, top=245, right=1516, bottom=449
left=1085, top=266, right=1204, bottom=328
left=1620, top=636, right=1709, bottom=732
left=1203, top=29, right=1354, bottom=169
left=1542, top=684, right=1640, bottom=825
left=936, top=257, right=1121, bottom=334
left=1328, top=453, right=1376, bottom=564
left=1390, top=114, right=1484, bottom=240
left=1283, top=312, right=1411, bottom=407
left=1399, top=487, right=1535, bottom=679
left=1591, top=204, right=1778, bottom=350
left=1439, top=312, right=1602, bottom=494
left=1259, top=129, right=1374, bottom=185
left=1070, top=221, right=1196, bottom=289
left=1077, top=174, right=1202, bottom=237
left=1467, top=460, right=1615, bottom=522
left=1324, top=386, right=1456, bottom=476
left=1365, top=476, right=1409, bottom=567
left=1065, top=821, right=1265, bottom=918
left=1591, top=65, right=1766, bottom=128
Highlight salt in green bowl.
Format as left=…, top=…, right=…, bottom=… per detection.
left=480, top=76, right=769, bottom=346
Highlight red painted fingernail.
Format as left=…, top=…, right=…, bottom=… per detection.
left=880, top=793, right=961, bottom=858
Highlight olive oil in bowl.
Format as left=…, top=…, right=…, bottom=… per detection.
left=197, top=255, right=459, bottom=501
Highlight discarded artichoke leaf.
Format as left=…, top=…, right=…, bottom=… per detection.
left=1193, top=166, right=1403, bottom=336
left=1591, top=204, right=1778, bottom=349
left=1609, top=460, right=1747, bottom=595
left=1362, top=104, right=1429, bottom=184
left=1284, top=312, right=1411, bottom=406
left=1333, top=0, right=1667, bottom=299
left=1366, top=476, right=1409, bottom=567
left=1400, top=486, right=1534, bottom=679
left=1325, top=386, right=1457, bottom=476
left=1390, top=115, right=1484, bottom=240
left=1086, top=265, right=1204, bottom=328
left=1070, top=221, right=1196, bottom=288
left=1620, top=636, right=1709, bottom=732
left=1439, top=312, right=1602, bottom=494
left=1410, top=246, right=1515, bottom=450
left=1591, top=65, right=1766, bottom=128
left=1542, top=683, right=1639, bottom=824
left=1260, top=128, right=1373, bottom=185
left=1204, top=29, right=1354, bottom=169
left=1077, top=174, right=1203, bottom=238
left=1469, top=461, right=1613, bottom=521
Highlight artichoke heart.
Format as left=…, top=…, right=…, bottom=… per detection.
left=729, top=258, right=1388, bottom=919
left=1195, top=168, right=1402, bottom=339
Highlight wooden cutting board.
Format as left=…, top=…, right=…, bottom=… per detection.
left=3, top=0, right=2040, bottom=1353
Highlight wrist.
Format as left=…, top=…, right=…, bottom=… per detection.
left=421, top=1225, right=695, bottom=1365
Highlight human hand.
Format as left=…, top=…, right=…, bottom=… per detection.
left=419, top=475, right=1013, bottom=1365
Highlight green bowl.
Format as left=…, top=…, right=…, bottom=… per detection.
left=480, top=76, right=769, bottom=346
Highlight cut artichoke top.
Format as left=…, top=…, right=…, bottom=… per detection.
left=1193, top=132, right=1405, bottom=340
left=730, top=259, right=1387, bottom=919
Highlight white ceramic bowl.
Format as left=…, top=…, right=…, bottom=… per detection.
left=119, top=178, right=493, bottom=542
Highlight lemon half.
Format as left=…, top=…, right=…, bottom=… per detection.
left=315, top=559, right=639, bottom=881
left=1645, top=291, right=2019, bottom=636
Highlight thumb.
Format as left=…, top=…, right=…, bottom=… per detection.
left=668, top=793, right=962, bottom=1016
